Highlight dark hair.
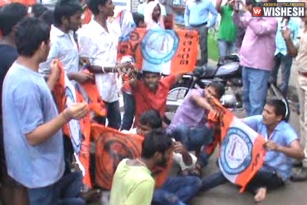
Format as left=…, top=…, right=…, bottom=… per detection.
left=15, top=17, right=50, bottom=57
left=0, top=3, right=27, bottom=36
left=140, top=110, right=163, bottom=129
left=142, top=70, right=161, bottom=76
left=266, top=98, right=286, bottom=120
left=208, top=81, right=225, bottom=98
left=41, top=10, right=54, bottom=27
left=141, top=129, right=173, bottom=159
left=132, top=12, right=144, bottom=27
left=30, top=4, right=48, bottom=18
left=87, top=0, right=107, bottom=15
left=53, top=0, right=83, bottom=25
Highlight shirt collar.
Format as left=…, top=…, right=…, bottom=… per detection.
left=51, top=25, right=66, bottom=37
left=88, top=19, right=109, bottom=35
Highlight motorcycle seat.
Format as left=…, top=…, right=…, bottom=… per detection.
left=202, top=65, right=217, bottom=77
left=191, top=65, right=217, bottom=77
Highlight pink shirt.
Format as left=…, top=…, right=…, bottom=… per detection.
left=233, top=12, right=277, bottom=71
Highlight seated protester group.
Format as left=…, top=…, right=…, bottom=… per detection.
left=122, top=110, right=201, bottom=205
left=167, top=81, right=225, bottom=176
left=200, top=99, right=304, bottom=202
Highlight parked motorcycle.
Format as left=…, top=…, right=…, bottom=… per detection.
left=165, top=54, right=290, bottom=121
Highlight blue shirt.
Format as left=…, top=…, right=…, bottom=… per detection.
left=244, top=115, right=298, bottom=181
left=275, top=18, right=299, bottom=56
left=184, top=0, right=218, bottom=28
left=2, top=63, right=64, bottom=188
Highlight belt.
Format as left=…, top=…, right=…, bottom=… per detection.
left=189, top=22, right=207, bottom=27
left=298, top=71, right=307, bottom=77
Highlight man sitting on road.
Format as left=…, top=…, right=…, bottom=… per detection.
left=167, top=81, right=225, bottom=176
left=109, top=129, right=173, bottom=205
left=123, top=110, right=201, bottom=205
left=130, top=70, right=183, bottom=127
left=200, top=99, right=304, bottom=202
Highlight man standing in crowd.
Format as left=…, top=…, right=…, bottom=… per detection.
left=78, top=0, right=133, bottom=130
left=39, top=0, right=93, bottom=85
left=184, top=0, right=218, bottom=66
left=233, top=0, right=277, bottom=116
left=110, top=129, right=173, bottom=205
left=282, top=2, right=307, bottom=180
left=0, top=3, right=28, bottom=205
left=38, top=0, right=93, bottom=185
left=270, top=17, right=299, bottom=97
left=2, top=17, right=88, bottom=205
left=216, top=0, right=237, bottom=62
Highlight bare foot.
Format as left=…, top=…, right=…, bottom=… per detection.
left=254, top=187, right=267, bottom=202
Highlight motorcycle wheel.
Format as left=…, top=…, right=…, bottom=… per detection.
left=165, top=83, right=190, bottom=123
left=267, top=83, right=290, bottom=122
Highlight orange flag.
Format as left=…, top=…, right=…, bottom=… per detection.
left=91, top=124, right=172, bottom=190
left=208, top=98, right=267, bottom=192
left=52, top=63, right=107, bottom=187
left=117, top=28, right=199, bottom=74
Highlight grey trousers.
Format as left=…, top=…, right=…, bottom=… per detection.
left=189, top=25, right=208, bottom=66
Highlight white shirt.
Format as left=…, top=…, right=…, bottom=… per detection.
left=39, top=25, right=79, bottom=76
left=78, top=20, right=121, bottom=103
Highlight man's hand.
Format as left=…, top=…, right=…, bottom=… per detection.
left=174, top=142, right=188, bottom=154
left=282, top=28, right=292, bottom=41
left=115, top=62, right=135, bottom=72
left=72, top=72, right=95, bottom=84
left=63, top=102, right=88, bottom=121
left=49, top=59, right=61, bottom=81
left=239, top=1, right=249, bottom=12
left=79, top=57, right=91, bottom=67
left=264, top=141, right=279, bottom=151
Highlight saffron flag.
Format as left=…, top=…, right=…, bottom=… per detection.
left=53, top=63, right=106, bottom=188
left=117, top=28, right=199, bottom=75
left=208, top=99, right=267, bottom=192
left=91, top=124, right=172, bottom=190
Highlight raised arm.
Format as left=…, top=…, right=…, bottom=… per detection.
left=244, top=12, right=278, bottom=36
left=216, top=0, right=223, bottom=13
left=233, top=11, right=246, bottom=28
left=282, top=27, right=298, bottom=57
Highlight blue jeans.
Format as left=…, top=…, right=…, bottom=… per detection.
left=242, top=67, right=270, bottom=116
left=120, top=92, right=135, bottom=131
left=270, top=53, right=293, bottom=96
left=217, top=40, right=235, bottom=58
left=152, top=176, right=201, bottom=205
left=170, top=124, right=214, bottom=166
left=28, top=172, right=85, bottom=205
left=94, top=100, right=121, bottom=130
left=200, top=168, right=284, bottom=193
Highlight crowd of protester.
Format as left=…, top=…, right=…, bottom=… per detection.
left=0, top=0, right=306, bottom=204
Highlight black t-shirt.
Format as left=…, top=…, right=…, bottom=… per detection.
left=0, top=44, right=18, bottom=116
